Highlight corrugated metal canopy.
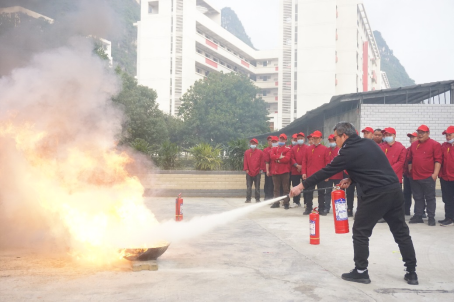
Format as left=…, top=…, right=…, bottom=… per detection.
left=251, top=80, right=454, bottom=141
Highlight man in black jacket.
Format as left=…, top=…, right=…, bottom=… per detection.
left=290, top=122, right=418, bottom=285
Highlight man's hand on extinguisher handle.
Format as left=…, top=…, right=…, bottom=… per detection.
left=338, top=178, right=352, bottom=189
left=290, top=182, right=305, bottom=198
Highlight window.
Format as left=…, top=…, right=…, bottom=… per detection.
left=263, top=61, right=267, bottom=67
left=196, top=68, right=201, bottom=74
left=262, top=76, right=268, bottom=81
left=196, top=49, right=202, bottom=54
left=263, top=90, right=268, bottom=96
left=148, top=1, right=159, bottom=14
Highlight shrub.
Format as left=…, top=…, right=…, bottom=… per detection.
left=157, top=141, right=180, bottom=170
left=223, top=139, right=249, bottom=171
left=130, top=138, right=152, bottom=154
left=187, top=143, right=222, bottom=171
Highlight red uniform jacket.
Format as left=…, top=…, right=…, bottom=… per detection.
left=304, top=144, right=329, bottom=177
left=407, top=138, right=442, bottom=180
left=403, top=147, right=412, bottom=178
left=326, top=147, right=343, bottom=180
left=243, top=148, right=263, bottom=177
left=381, top=141, right=407, bottom=183
left=440, top=142, right=454, bottom=181
left=262, top=146, right=272, bottom=173
left=290, top=144, right=307, bottom=175
left=270, top=146, right=291, bottom=175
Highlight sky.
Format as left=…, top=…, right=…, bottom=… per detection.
left=211, top=0, right=454, bottom=85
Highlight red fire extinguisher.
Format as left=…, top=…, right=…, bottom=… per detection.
left=175, top=193, right=183, bottom=221
left=331, top=186, right=349, bottom=233
left=309, top=207, right=320, bottom=245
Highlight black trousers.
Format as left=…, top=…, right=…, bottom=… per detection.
left=403, top=175, right=413, bottom=214
left=246, top=174, right=261, bottom=201
left=411, top=177, right=436, bottom=218
left=440, top=178, right=454, bottom=220
left=324, top=179, right=342, bottom=212
left=353, top=186, right=417, bottom=271
left=304, top=180, right=329, bottom=211
left=264, top=173, right=274, bottom=200
left=290, top=174, right=303, bottom=204
left=346, top=182, right=362, bottom=211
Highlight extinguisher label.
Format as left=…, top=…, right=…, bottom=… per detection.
left=180, top=203, right=183, bottom=215
left=310, top=220, right=316, bottom=236
left=334, top=198, right=348, bottom=221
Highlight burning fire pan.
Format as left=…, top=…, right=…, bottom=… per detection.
left=122, top=244, right=170, bottom=261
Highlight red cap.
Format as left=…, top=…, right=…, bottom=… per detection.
left=279, top=133, right=287, bottom=140
left=307, top=134, right=313, bottom=139
left=311, top=130, right=322, bottom=138
left=267, top=135, right=273, bottom=140
left=407, top=132, right=417, bottom=138
left=292, top=133, right=298, bottom=139
left=297, top=132, right=305, bottom=137
left=250, top=138, right=258, bottom=144
left=361, top=127, right=374, bottom=133
left=442, top=126, right=454, bottom=135
left=271, top=136, right=279, bottom=142
left=382, top=127, right=396, bottom=135
left=328, top=134, right=335, bottom=140
left=417, top=125, right=429, bottom=132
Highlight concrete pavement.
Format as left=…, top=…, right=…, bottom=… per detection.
left=1, top=197, right=453, bottom=301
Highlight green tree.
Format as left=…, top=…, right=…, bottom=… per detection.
left=178, top=72, right=269, bottom=145
left=112, top=67, right=168, bottom=149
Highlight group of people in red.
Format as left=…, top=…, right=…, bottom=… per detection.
left=243, top=124, right=454, bottom=226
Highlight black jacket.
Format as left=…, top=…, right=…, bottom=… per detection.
left=302, top=134, right=400, bottom=194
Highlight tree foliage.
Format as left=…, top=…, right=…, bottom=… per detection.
left=222, top=139, right=249, bottom=171
left=112, top=67, right=168, bottom=148
left=178, top=72, right=269, bottom=145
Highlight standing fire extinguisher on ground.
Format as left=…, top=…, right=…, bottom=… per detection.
left=176, top=193, right=183, bottom=221
left=309, top=207, right=320, bottom=245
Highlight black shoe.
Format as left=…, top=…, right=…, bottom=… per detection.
left=303, top=209, right=311, bottom=215
left=284, top=204, right=289, bottom=210
left=319, top=211, right=327, bottom=216
left=409, top=215, right=424, bottom=224
left=325, top=209, right=330, bottom=214
left=256, top=200, right=261, bottom=203
left=347, top=209, right=353, bottom=217
left=377, top=218, right=386, bottom=223
left=404, top=271, right=418, bottom=285
left=441, top=218, right=454, bottom=226
left=245, top=200, right=251, bottom=203
left=270, top=202, right=280, bottom=208
left=438, top=218, right=448, bottom=223
left=422, top=213, right=427, bottom=219
left=341, top=268, right=371, bottom=284
left=428, top=217, right=435, bottom=226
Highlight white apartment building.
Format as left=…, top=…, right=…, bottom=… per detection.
left=280, top=0, right=389, bottom=126
left=136, top=0, right=389, bottom=130
left=135, top=0, right=280, bottom=129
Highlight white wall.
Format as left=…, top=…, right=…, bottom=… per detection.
left=360, top=104, right=454, bottom=147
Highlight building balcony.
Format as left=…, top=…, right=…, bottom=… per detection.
left=259, top=95, right=279, bottom=103
left=255, top=81, right=279, bottom=89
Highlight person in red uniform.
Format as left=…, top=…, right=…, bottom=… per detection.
left=361, top=127, right=374, bottom=140
left=302, top=130, right=329, bottom=215
left=373, top=128, right=384, bottom=145
left=403, top=132, right=418, bottom=216
left=269, top=134, right=292, bottom=209
left=377, top=127, right=407, bottom=223
left=290, top=132, right=307, bottom=207
left=324, top=134, right=344, bottom=214
left=291, top=133, right=298, bottom=146
left=262, top=135, right=275, bottom=200
left=381, top=127, right=407, bottom=184
left=307, top=134, right=313, bottom=146
left=407, top=125, right=442, bottom=226
left=439, top=125, right=454, bottom=226
left=243, top=138, right=264, bottom=203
